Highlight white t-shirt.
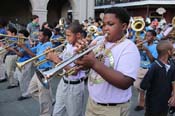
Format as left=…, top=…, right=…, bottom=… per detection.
left=165, top=63, right=170, bottom=72
left=88, top=36, right=140, bottom=103
left=60, top=43, right=86, bottom=80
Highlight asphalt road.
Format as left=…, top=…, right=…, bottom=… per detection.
left=0, top=77, right=145, bottom=116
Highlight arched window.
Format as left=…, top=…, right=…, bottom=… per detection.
left=0, top=0, right=32, bottom=26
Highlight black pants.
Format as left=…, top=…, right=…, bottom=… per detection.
left=145, top=111, right=168, bottom=116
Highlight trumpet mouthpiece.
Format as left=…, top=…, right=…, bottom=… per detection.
left=104, top=33, right=108, bottom=37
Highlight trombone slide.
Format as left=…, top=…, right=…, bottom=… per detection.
left=0, top=34, right=28, bottom=39
left=16, top=42, right=66, bottom=70
left=136, top=39, right=148, bottom=46
left=35, top=34, right=108, bottom=88
left=41, top=39, right=105, bottom=78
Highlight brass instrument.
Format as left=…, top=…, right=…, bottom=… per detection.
left=0, top=34, right=28, bottom=39
left=34, top=59, right=48, bottom=67
left=36, top=33, right=108, bottom=88
left=0, top=38, right=8, bottom=42
left=136, top=39, right=148, bottom=47
left=87, top=25, right=98, bottom=35
left=58, top=18, right=65, bottom=33
left=0, top=34, right=29, bottom=55
left=34, top=51, right=62, bottom=67
left=0, top=42, right=17, bottom=54
left=131, top=17, right=145, bottom=37
left=50, top=37, right=65, bottom=43
left=16, top=42, right=66, bottom=71
left=167, top=16, right=175, bottom=39
left=86, top=25, right=99, bottom=41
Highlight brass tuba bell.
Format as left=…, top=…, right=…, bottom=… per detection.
left=87, top=25, right=98, bottom=34
left=131, top=17, right=145, bottom=37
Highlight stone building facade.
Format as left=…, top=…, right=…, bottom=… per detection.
left=0, top=0, right=95, bottom=26
left=95, top=0, right=175, bottom=23
left=1, top=0, right=174, bottom=27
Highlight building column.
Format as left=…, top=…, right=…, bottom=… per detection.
left=70, top=0, right=94, bottom=23
left=30, top=0, right=49, bottom=25
left=87, top=0, right=95, bottom=19
left=32, top=9, right=48, bottom=26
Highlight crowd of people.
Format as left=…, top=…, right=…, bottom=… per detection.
left=0, top=7, right=175, bottom=116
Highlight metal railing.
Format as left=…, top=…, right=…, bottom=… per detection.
left=95, top=0, right=175, bottom=6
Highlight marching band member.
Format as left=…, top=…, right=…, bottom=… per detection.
left=75, top=7, right=140, bottom=116
left=145, top=20, right=158, bottom=31
left=46, top=22, right=87, bottom=116
left=27, top=15, right=40, bottom=45
left=4, top=27, right=18, bottom=89
left=0, top=51, right=6, bottom=82
left=41, top=22, right=49, bottom=30
left=20, top=28, right=54, bottom=116
left=51, top=28, right=64, bottom=47
left=13, top=29, right=35, bottom=101
left=0, top=18, right=7, bottom=37
left=134, top=30, right=158, bottom=111
left=156, top=27, right=164, bottom=40
left=0, top=18, right=7, bottom=82
left=142, top=30, right=158, bottom=63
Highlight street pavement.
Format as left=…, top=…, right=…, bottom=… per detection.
left=0, top=77, right=145, bottom=116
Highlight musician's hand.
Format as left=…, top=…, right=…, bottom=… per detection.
left=6, top=47, right=14, bottom=52
left=142, top=45, right=148, bottom=52
left=75, top=52, right=97, bottom=69
left=46, top=49, right=61, bottom=64
left=169, top=96, right=175, bottom=106
left=17, top=42, right=25, bottom=48
left=70, top=66, right=82, bottom=76
left=75, top=39, right=88, bottom=53
left=0, top=42, right=5, bottom=47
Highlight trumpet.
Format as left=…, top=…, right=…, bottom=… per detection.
left=0, top=34, right=28, bottom=40
left=50, top=37, right=65, bottom=43
left=36, top=33, right=108, bottom=88
left=16, top=42, right=66, bottom=71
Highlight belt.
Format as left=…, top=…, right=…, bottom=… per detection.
left=94, top=100, right=130, bottom=106
left=6, top=53, right=16, bottom=55
left=63, top=77, right=85, bottom=84
left=142, top=67, right=148, bottom=69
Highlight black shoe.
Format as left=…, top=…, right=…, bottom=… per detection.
left=0, top=78, right=7, bottom=83
left=17, top=96, right=30, bottom=101
left=134, top=106, right=144, bottom=111
left=6, top=85, right=18, bottom=89
left=52, top=101, right=56, bottom=106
